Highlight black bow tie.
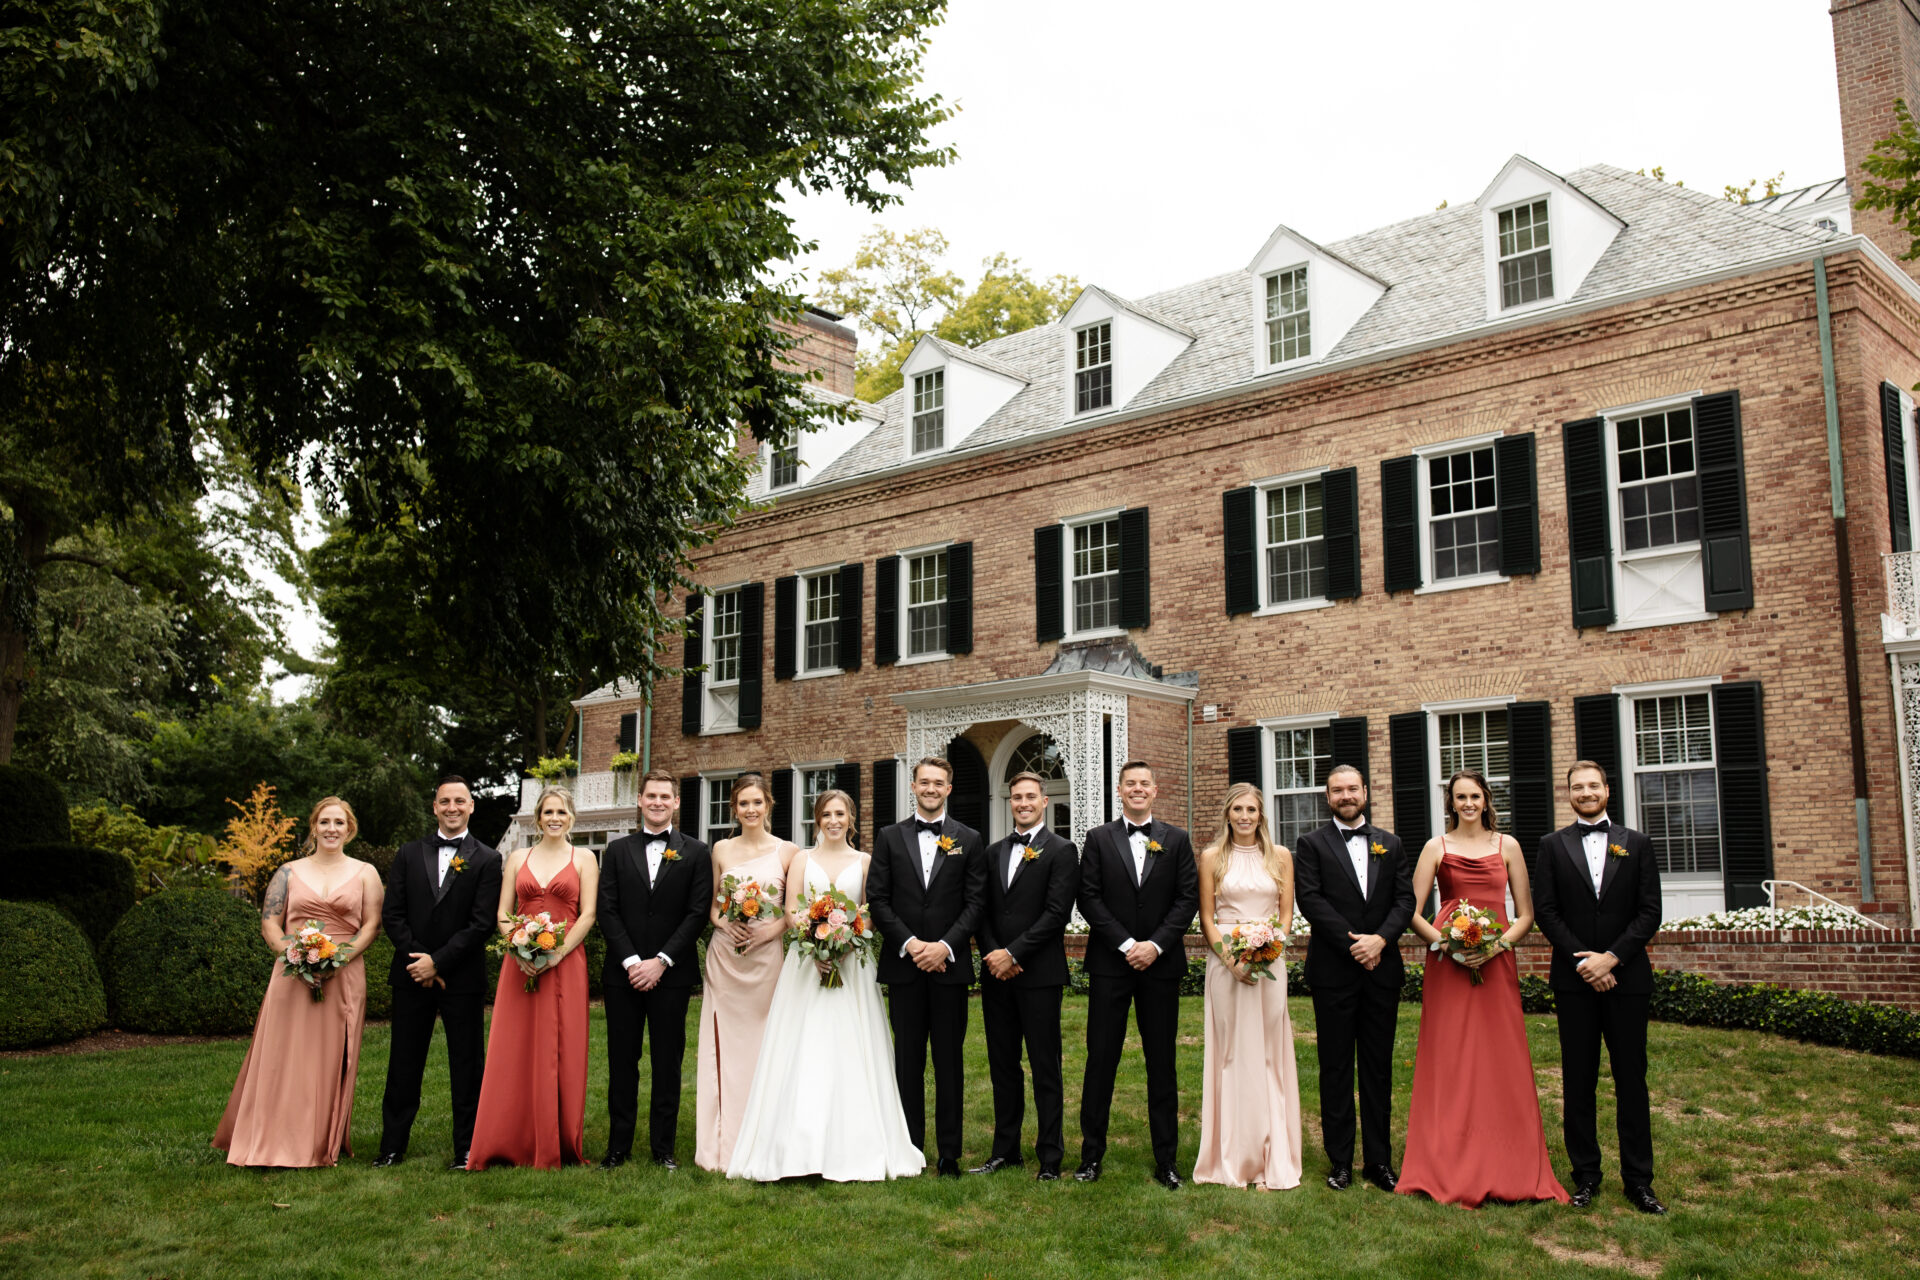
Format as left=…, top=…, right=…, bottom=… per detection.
left=1126, top=822, right=1153, bottom=840
left=643, top=830, right=670, bottom=843
left=438, top=838, right=462, bottom=850
left=1576, top=821, right=1609, bottom=838
left=915, top=819, right=944, bottom=837
left=1334, top=825, right=1365, bottom=841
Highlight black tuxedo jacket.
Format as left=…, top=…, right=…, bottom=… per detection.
left=1533, top=821, right=1663, bottom=995
left=1291, top=820, right=1415, bottom=991
left=1075, top=818, right=1199, bottom=982
left=868, top=814, right=988, bottom=986
left=597, top=828, right=712, bottom=990
left=976, top=828, right=1081, bottom=988
left=382, top=833, right=503, bottom=994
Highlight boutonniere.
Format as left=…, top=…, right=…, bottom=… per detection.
left=1019, top=844, right=1040, bottom=863
left=660, top=847, right=682, bottom=863
left=936, top=834, right=958, bottom=854
left=1608, top=842, right=1628, bottom=859
left=1145, top=839, right=1163, bottom=856
left=1369, top=841, right=1386, bottom=860
left=449, top=855, right=468, bottom=875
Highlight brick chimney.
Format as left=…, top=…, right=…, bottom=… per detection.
left=1834, top=0, right=1920, bottom=280
left=772, top=306, right=858, bottom=398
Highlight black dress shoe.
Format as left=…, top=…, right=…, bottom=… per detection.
left=1569, top=1178, right=1601, bottom=1208
left=1035, top=1163, right=1061, bottom=1181
left=1361, top=1163, right=1398, bottom=1192
left=652, top=1154, right=679, bottom=1171
left=1625, top=1184, right=1667, bottom=1215
left=968, top=1156, right=1023, bottom=1174
left=1073, top=1160, right=1102, bottom=1183
left=1325, top=1165, right=1353, bottom=1190
left=447, top=1153, right=472, bottom=1171
left=936, top=1157, right=962, bottom=1178
left=1153, top=1163, right=1183, bottom=1190
left=599, top=1151, right=629, bottom=1170
left=371, top=1152, right=403, bottom=1168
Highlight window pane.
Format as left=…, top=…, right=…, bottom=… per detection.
left=1638, top=768, right=1721, bottom=874
left=770, top=444, right=799, bottom=489
left=1437, top=710, right=1511, bottom=818
left=1270, top=724, right=1331, bottom=850
left=1263, top=480, right=1326, bottom=603
left=1265, top=268, right=1311, bottom=363
left=912, top=371, right=945, bottom=453
left=1071, top=519, right=1120, bottom=632
left=804, top=573, right=840, bottom=671
left=710, top=590, right=741, bottom=685
left=1634, top=694, right=1713, bottom=767
left=1075, top=324, right=1112, bottom=412
left=706, top=777, right=735, bottom=841
left=1428, top=448, right=1498, bottom=581
left=1617, top=410, right=1701, bottom=552
left=907, top=551, right=949, bottom=656
left=799, top=768, right=834, bottom=847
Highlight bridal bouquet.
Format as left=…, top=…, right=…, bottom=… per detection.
left=1219, top=916, right=1287, bottom=980
left=281, top=920, right=349, bottom=1002
left=490, top=911, right=569, bottom=993
left=717, top=873, right=784, bottom=953
left=784, top=886, right=876, bottom=989
left=1430, top=899, right=1506, bottom=986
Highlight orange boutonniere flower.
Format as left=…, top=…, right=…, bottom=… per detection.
left=1146, top=839, right=1163, bottom=856
left=449, top=855, right=467, bottom=875
left=936, top=835, right=958, bottom=854
left=1369, top=841, right=1386, bottom=859
left=661, top=847, right=682, bottom=863
left=1608, top=842, right=1628, bottom=859
left=1020, top=844, right=1040, bottom=863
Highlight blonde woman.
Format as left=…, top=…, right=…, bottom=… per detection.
left=1191, top=782, right=1302, bottom=1190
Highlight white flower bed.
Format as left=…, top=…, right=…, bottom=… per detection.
left=1662, top=903, right=1874, bottom=932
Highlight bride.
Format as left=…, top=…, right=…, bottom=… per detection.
left=727, top=789, right=925, bottom=1181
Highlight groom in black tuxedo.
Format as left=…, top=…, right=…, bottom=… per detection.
left=867, top=755, right=988, bottom=1176
left=1074, top=760, right=1198, bottom=1190
left=971, top=771, right=1080, bottom=1180
left=377, top=776, right=503, bottom=1169
left=598, top=770, right=712, bottom=1170
left=1533, top=760, right=1665, bottom=1214
left=1292, top=763, right=1414, bottom=1193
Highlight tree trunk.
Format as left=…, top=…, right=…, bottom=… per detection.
left=531, top=692, right=549, bottom=762
left=0, top=510, right=49, bottom=764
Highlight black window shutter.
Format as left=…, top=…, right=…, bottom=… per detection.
left=1572, top=693, right=1621, bottom=791
left=770, top=768, right=795, bottom=842
left=1713, top=681, right=1772, bottom=908
left=1222, top=487, right=1259, bottom=615
left=1226, top=725, right=1263, bottom=788
left=874, top=556, right=901, bottom=667
left=1118, top=506, right=1151, bottom=629
left=1884, top=383, right=1912, bottom=553
left=1495, top=432, right=1540, bottom=576
left=737, top=582, right=764, bottom=729
left=1381, top=456, right=1421, bottom=593
left=681, top=594, right=703, bottom=736
left=834, top=762, right=862, bottom=837
left=1505, top=701, right=1553, bottom=875
left=1563, top=416, right=1615, bottom=628
left=1388, top=710, right=1431, bottom=849
left=947, top=542, right=974, bottom=654
left=1035, top=525, right=1064, bottom=642
left=773, top=575, right=798, bottom=680
left=1322, top=467, right=1362, bottom=601
left=836, top=562, right=863, bottom=672
left=871, top=759, right=898, bottom=841
left=618, top=712, right=637, bottom=753
left=679, top=777, right=701, bottom=837
left=1328, top=715, right=1369, bottom=786
left=1694, top=390, right=1753, bottom=612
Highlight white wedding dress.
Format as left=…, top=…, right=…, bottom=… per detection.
left=726, top=852, right=926, bottom=1181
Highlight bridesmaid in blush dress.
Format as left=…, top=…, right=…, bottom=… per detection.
left=1397, top=769, right=1569, bottom=1207
left=467, top=785, right=598, bottom=1169
left=215, top=797, right=385, bottom=1168
left=694, top=774, right=798, bottom=1171
left=1192, top=782, right=1303, bottom=1191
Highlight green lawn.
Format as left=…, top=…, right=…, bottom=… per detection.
left=1, top=998, right=1915, bottom=1279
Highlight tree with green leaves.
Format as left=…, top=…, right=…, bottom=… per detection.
left=1859, top=100, right=1920, bottom=259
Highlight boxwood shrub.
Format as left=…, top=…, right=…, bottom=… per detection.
left=101, top=888, right=274, bottom=1034
left=13, top=844, right=139, bottom=946
left=0, top=766, right=71, bottom=855
left=0, top=900, right=108, bottom=1048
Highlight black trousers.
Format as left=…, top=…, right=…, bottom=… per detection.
left=980, top=977, right=1065, bottom=1166
left=886, top=979, right=970, bottom=1161
left=604, top=978, right=693, bottom=1159
left=1078, top=970, right=1180, bottom=1168
left=1556, top=986, right=1654, bottom=1188
left=1310, top=976, right=1399, bottom=1170
left=379, top=979, right=486, bottom=1158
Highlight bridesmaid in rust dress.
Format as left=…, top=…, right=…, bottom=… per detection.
left=694, top=774, right=797, bottom=1171
left=467, top=786, right=598, bottom=1169
left=1397, top=769, right=1569, bottom=1207
left=215, top=797, right=385, bottom=1168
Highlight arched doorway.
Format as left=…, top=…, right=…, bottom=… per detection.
left=988, top=730, right=1071, bottom=842
left=946, top=736, right=989, bottom=836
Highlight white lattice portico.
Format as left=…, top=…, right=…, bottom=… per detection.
left=1882, top=551, right=1920, bottom=922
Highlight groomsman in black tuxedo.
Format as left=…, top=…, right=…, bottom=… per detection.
left=867, top=755, right=988, bottom=1176
left=1292, top=764, right=1414, bottom=1193
left=1533, top=760, right=1665, bottom=1214
left=1074, top=760, right=1198, bottom=1189
left=377, top=776, right=503, bottom=1169
left=597, top=770, right=712, bottom=1170
left=971, top=771, right=1081, bottom=1181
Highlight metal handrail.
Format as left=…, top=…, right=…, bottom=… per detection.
left=1762, top=879, right=1891, bottom=930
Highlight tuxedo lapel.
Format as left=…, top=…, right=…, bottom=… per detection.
left=1558, top=827, right=1588, bottom=898
left=1006, top=831, right=1041, bottom=893
left=923, top=818, right=956, bottom=892
left=1361, top=827, right=1381, bottom=900
left=1326, top=825, right=1364, bottom=896
left=1595, top=831, right=1626, bottom=904
left=430, top=838, right=462, bottom=907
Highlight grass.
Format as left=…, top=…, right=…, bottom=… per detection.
left=1, top=998, right=1916, bottom=1279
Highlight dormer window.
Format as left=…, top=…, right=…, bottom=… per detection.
left=911, top=370, right=945, bottom=453
left=1497, top=199, right=1553, bottom=308
left=1075, top=323, right=1113, bottom=414
left=1265, top=268, right=1311, bottom=364
left=769, top=442, right=800, bottom=489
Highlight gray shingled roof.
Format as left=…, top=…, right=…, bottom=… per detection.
left=759, top=164, right=1831, bottom=497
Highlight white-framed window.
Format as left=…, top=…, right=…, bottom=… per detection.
left=801, top=569, right=841, bottom=675
left=1497, top=198, right=1552, bottom=309
left=906, top=548, right=949, bottom=658
left=700, top=771, right=739, bottom=843
left=797, top=763, right=840, bottom=847
left=703, top=586, right=743, bottom=732
left=911, top=370, right=945, bottom=454
left=1067, top=512, right=1123, bottom=637
left=1264, top=717, right=1332, bottom=851
left=1423, top=697, right=1515, bottom=834
left=1264, top=267, right=1311, bottom=365
left=1413, top=432, right=1506, bottom=594
left=1614, top=677, right=1725, bottom=917
left=1262, top=473, right=1327, bottom=609
left=768, top=442, right=800, bottom=490
left=1603, top=396, right=1714, bottom=630
left=1075, top=322, right=1112, bottom=414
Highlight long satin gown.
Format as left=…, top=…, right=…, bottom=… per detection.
left=1192, top=845, right=1304, bottom=1189
left=695, top=846, right=789, bottom=1172
left=214, top=866, right=368, bottom=1168
left=1397, top=841, right=1571, bottom=1207
left=467, top=859, right=589, bottom=1169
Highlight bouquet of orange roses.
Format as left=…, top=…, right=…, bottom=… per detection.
left=1429, top=899, right=1506, bottom=986
left=489, top=911, right=569, bottom=993
left=1219, top=916, right=1287, bottom=980
left=281, top=920, right=350, bottom=1002
left=717, top=872, right=783, bottom=953
left=783, top=885, right=876, bottom=989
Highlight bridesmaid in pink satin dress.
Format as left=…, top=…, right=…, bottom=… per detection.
left=1397, top=769, right=1569, bottom=1207
left=694, top=774, right=798, bottom=1171
left=215, top=797, right=385, bottom=1168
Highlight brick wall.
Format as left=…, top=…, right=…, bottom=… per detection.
left=1833, top=0, right=1920, bottom=284
left=773, top=310, right=858, bottom=398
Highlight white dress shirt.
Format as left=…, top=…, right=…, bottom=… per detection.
left=1120, top=819, right=1160, bottom=958
left=1333, top=821, right=1368, bottom=889
left=622, top=828, right=677, bottom=971
left=435, top=830, right=465, bottom=885
left=1009, top=827, right=1042, bottom=887
left=904, top=812, right=956, bottom=963
left=1579, top=814, right=1613, bottom=896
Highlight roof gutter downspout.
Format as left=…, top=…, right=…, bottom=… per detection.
left=1816, top=256, right=1877, bottom=904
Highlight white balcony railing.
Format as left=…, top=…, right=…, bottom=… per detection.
left=515, top=770, right=638, bottom=815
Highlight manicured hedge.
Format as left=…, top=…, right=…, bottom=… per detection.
left=14, top=844, right=139, bottom=946
left=0, top=766, right=72, bottom=854
left=101, top=888, right=274, bottom=1034
left=0, top=900, right=108, bottom=1049
left=361, top=933, right=394, bottom=1020
left=1647, top=970, right=1920, bottom=1058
